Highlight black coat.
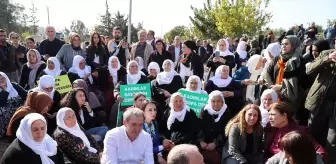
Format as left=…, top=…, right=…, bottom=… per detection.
left=206, top=54, right=235, bottom=78
left=0, top=138, right=64, bottom=164
left=19, top=63, right=47, bottom=90
left=85, top=45, right=107, bottom=70
left=0, top=83, right=27, bottom=107
left=74, top=107, right=96, bottom=130
left=176, top=53, right=204, bottom=80
left=147, top=50, right=173, bottom=71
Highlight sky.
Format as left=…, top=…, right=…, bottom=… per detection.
left=12, top=0, right=336, bottom=37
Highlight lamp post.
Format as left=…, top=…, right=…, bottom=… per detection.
left=46, top=6, right=50, bottom=24
left=127, top=0, right=132, bottom=43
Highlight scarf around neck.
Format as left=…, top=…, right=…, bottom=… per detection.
left=27, top=49, right=45, bottom=89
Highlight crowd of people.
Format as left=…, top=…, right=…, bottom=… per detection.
left=0, top=21, right=335, bottom=164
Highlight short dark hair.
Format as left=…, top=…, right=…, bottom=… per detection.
left=113, top=26, right=121, bottom=31
left=148, top=30, right=155, bottom=36
left=26, top=37, right=35, bottom=43
left=141, top=100, right=156, bottom=111
left=0, top=29, right=5, bottom=33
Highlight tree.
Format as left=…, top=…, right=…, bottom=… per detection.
left=213, top=0, right=272, bottom=38
left=28, top=1, right=39, bottom=34
left=96, top=0, right=113, bottom=36
left=327, top=19, right=336, bottom=27
left=163, top=25, right=194, bottom=42
left=0, top=0, right=26, bottom=33
left=190, top=0, right=222, bottom=40
left=70, top=20, right=88, bottom=39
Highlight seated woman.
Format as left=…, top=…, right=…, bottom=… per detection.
left=0, top=72, right=27, bottom=138
left=1, top=113, right=64, bottom=164
left=266, top=131, right=324, bottom=164
left=222, top=104, right=263, bottom=164
left=68, top=55, right=93, bottom=84
left=142, top=100, right=173, bottom=164
left=152, top=59, right=183, bottom=127
left=198, top=91, right=231, bottom=164
left=135, top=56, right=149, bottom=76
left=163, top=92, right=199, bottom=145
left=264, top=102, right=327, bottom=161
left=39, top=57, right=67, bottom=79
left=259, top=89, right=278, bottom=127
left=54, top=107, right=102, bottom=164
left=234, top=41, right=249, bottom=70
left=117, top=93, right=147, bottom=127
left=61, top=88, right=108, bottom=142
left=147, top=62, right=160, bottom=81
left=19, top=49, right=46, bottom=90
left=31, top=75, right=62, bottom=135
left=185, top=75, right=207, bottom=94
left=205, top=65, right=243, bottom=116
left=6, top=92, right=53, bottom=141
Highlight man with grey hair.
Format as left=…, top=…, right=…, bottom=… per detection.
left=101, top=108, right=154, bottom=164
left=38, top=25, right=65, bottom=60
left=130, top=30, right=153, bottom=68
left=167, top=144, right=204, bottom=164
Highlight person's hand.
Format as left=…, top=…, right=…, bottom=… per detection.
left=158, top=156, right=167, bottom=164
left=206, top=142, right=216, bottom=151
left=219, top=57, right=225, bottom=63
left=271, top=84, right=282, bottom=92
left=116, top=95, right=124, bottom=102
left=83, top=102, right=92, bottom=112
left=163, top=91, right=171, bottom=98
left=241, top=79, right=253, bottom=86
left=17, top=53, right=24, bottom=59
left=84, top=73, right=90, bottom=80
left=91, top=71, right=98, bottom=77
left=0, top=83, right=7, bottom=91
left=99, top=152, right=103, bottom=160
left=162, top=139, right=171, bottom=149
left=223, top=91, right=234, bottom=97
left=180, top=58, right=187, bottom=63
left=258, top=79, right=264, bottom=85
left=328, top=51, right=336, bottom=61
left=200, top=141, right=208, bottom=150
left=121, top=41, right=129, bottom=49
left=213, top=57, right=219, bottom=62
left=43, top=54, right=50, bottom=61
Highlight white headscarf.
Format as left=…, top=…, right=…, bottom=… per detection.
left=44, top=57, right=62, bottom=78
left=31, top=75, right=55, bottom=99
left=215, top=39, right=233, bottom=57
left=236, top=41, right=248, bottom=59
left=265, top=43, right=281, bottom=62
left=186, top=75, right=207, bottom=94
left=68, top=55, right=93, bottom=84
left=147, top=62, right=160, bottom=76
left=156, top=59, right=178, bottom=85
left=246, top=55, right=263, bottom=102
left=203, top=90, right=227, bottom=122
left=209, top=65, right=232, bottom=88
left=167, top=92, right=190, bottom=130
left=0, top=72, right=18, bottom=99
left=126, top=60, right=142, bottom=85
left=108, top=56, right=121, bottom=87
left=135, top=57, right=144, bottom=70
left=56, top=107, right=97, bottom=153
left=260, top=89, right=278, bottom=127
left=16, top=113, right=58, bottom=164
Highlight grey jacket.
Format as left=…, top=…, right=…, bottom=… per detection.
left=266, top=151, right=324, bottom=164
left=56, top=44, right=86, bottom=71
left=222, top=123, right=263, bottom=164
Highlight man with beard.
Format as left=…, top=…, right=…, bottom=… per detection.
left=108, top=26, right=130, bottom=67
left=0, top=29, right=19, bottom=82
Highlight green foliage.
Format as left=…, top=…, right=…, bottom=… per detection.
left=70, top=20, right=88, bottom=39
left=0, top=0, right=26, bottom=33
left=28, top=1, right=39, bottom=34
left=326, top=19, right=336, bottom=27
left=213, top=0, right=272, bottom=38
left=163, top=25, right=194, bottom=42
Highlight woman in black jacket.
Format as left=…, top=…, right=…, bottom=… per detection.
left=19, top=49, right=46, bottom=89
left=0, top=72, right=27, bottom=138
left=147, top=39, right=173, bottom=71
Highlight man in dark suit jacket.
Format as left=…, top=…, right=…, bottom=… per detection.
left=168, top=36, right=183, bottom=63
left=199, top=40, right=213, bottom=63
left=147, top=30, right=156, bottom=50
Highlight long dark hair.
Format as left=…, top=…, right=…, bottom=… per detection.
left=60, top=88, right=87, bottom=115
left=89, top=32, right=106, bottom=56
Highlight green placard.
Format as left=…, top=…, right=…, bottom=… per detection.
left=120, top=83, right=152, bottom=106
left=178, top=89, right=209, bottom=115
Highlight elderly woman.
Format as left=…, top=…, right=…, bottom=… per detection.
left=19, top=49, right=46, bottom=90
left=234, top=41, right=248, bottom=70
left=206, top=39, right=235, bottom=78
left=222, top=104, right=263, bottom=164
left=163, top=92, right=200, bottom=145
left=197, top=91, right=231, bottom=164
left=135, top=56, right=148, bottom=76
left=185, top=75, right=207, bottom=94
left=31, top=75, right=62, bottom=135
left=39, top=57, right=67, bottom=79
left=264, top=102, right=327, bottom=161
left=68, top=55, right=93, bottom=84
left=0, top=72, right=27, bottom=137
left=147, top=62, right=160, bottom=81
left=6, top=92, right=53, bottom=140
left=1, top=113, right=64, bottom=164
left=259, top=89, right=278, bottom=127
left=205, top=65, right=243, bottom=116
left=53, top=107, right=101, bottom=164
left=56, top=34, right=86, bottom=71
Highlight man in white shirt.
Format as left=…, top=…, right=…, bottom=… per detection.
left=101, top=108, right=154, bottom=164
left=167, top=144, right=204, bottom=164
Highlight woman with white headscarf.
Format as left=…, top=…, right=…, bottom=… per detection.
left=163, top=92, right=199, bottom=145
left=19, top=49, right=46, bottom=89
left=0, top=113, right=63, bottom=164
left=206, top=39, right=236, bottom=79
left=68, top=55, right=93, bottom=84
left=245, top=55, right=264, bottom=102
left=147, top=62, right=160, bottom=81
left=197, top=90, right=231, bottom=164
left=259, top=89, right=278, bottom=127
left=39, top=57, right=66, bottom=79
left=260, top=43, right=281, bottom=86
left=205, top=65, right=243, bottom=116
left=53, top=107, right=101, bottom=164
left=31, top=75, right=61, bottom=135
left=234, top=41, right=248, bottom=70
left=0, top=72, right=27, bottom=137
left=185, top=75, right=207, bottom=94
left=135, top=56, right=149, bottom=76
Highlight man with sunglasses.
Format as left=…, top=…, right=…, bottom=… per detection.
left=0, top=29, right=19, bottom=82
